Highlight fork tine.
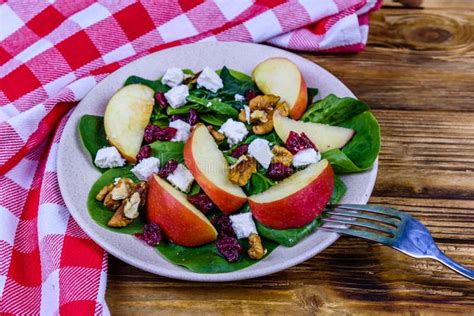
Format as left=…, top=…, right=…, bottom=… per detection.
left=327, top=210, right=400, bottom=227
left=320, top=226, right=392, bottom=244
left=331, top=204, right=403, bottom=218
left=323, top=217, right=395, bottom=234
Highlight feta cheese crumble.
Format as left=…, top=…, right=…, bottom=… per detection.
left=197, top=66, right=223, bottom=92
left=243, top=105, right=251, bottom=124
left=167, top=164, right=194, bottom=192
left=131, top=157, right=160, bottom=181
left=164, top=84, right=189, bottom=108
left=169, top=119, right=191, bottom=142
left=161, top=67, right=184, bottom=87
left=218, top=119, right=249, bottom=146
left=229, top=213, right=258, bottom=239
left=94, top=146, right=126, bottom=169
left=292, top=148, right=321, bottom=167
left=234, top=94, right=245, bottom=101
left=248, top=138, right=273, bottom=169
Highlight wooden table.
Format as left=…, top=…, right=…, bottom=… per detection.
left=106, top=1, right=474, bottom=314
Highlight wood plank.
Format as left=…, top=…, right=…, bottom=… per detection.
left=373, top=109, right=474, bottom=199
left=384, top=0, right=474, bottom=10
left=301, top=8, right=474, bottom=112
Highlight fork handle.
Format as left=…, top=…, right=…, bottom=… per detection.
left=432, top=249, right=474, bottom=280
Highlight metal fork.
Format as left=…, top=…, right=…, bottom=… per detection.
left=320, top=204, right=473, bottom=280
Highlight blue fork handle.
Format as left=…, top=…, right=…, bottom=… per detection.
left=433, top=250, right=474, bottom=280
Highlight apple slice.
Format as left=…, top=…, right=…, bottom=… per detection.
left=184, top=124, right=247, bottom=214
left=249, top=159, right=334, bottom=229
left=253, top=57, right=308, bottom=120
left=147, top=174, right=218, bottom=247
left=273, top=111, right=354, bottom=153
left=104, top=84, right=154, bottom=163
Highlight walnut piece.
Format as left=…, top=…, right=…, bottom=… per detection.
left=111, top=178, right=134, bottom=200
left=252, top=118, right=274, bottom=135
left=248, top=233, right=267, bottom=260
left=207, top=125, right=225, bottom=143
left=108, top=181, right=147, bottom=226
left=275, top=102, right=290, bottom=117
left=250, top=109, right=268, bottom=123
left=107, top=203, right=132, bottom=227
left=229, top=155, right=257, bottom=186
left=96, top=184, right=114, bottom=202
left=271, top=145, right=293, bottom=167
left=249, top=95, right=280, bottom=111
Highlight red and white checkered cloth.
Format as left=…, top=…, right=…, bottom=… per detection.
left=0, top=0, right=381, bottom=314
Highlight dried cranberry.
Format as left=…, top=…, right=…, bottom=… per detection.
left=188, top=193, right=216, bottom=214
left=155, top=127, right=177, bottom=141
left=158, top=160, right=178, bottom=178
left=216, top=236, right=243, bottom=262
left=285, top=131, right=316, bottom=154
left=215, top=215, right=236, bottom=238
left=187, top=109, right=199, bottom=125
left=230, top=144, right=249, bottom=158
left=144, top=124, right=160, bottom=143
left=155, top=91, right=168, bottom=108
left=267, top=162, right=293, bottom=180
left=136, top=145, right=151, bottom=162
left=134, top=223, right=162, bottom=246
left=244, top=89, right=257, bottom=101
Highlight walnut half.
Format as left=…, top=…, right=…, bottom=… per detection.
left=239, top=96, right=290, bottom=135
left=229, top=155, right=257, bottom=186
left=108, top=181, right=147, bottom=227
left=248, top=233, right=267, bottom=260
left=271, top=145, right=293, bottom=167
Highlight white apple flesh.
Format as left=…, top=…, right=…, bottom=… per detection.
left=104, top=84, right=154, bottom=163
left=273, top=111, right=354, bottom=153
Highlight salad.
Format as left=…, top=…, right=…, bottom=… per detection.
left=80, top=57, right=380, bottom=273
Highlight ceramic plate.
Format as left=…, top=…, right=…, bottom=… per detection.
left=57, top=42, right=378, bottom=281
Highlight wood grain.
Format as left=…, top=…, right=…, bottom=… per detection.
left=106, top=4, right=474, bottom=315
left=302, top=8, right=474, bottom=112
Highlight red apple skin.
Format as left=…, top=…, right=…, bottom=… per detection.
left=146, top=174, right=217, bottom=247
left=289, top=75, right=308, bottom=120
left=249, top=164, right=334, bottom=229
left=183, top=128, right=247, bottom=215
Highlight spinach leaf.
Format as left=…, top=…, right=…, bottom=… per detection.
left=87, top=167, right=145, bottom=234
left=189, top=182, right=201, bottom=195
left=254, top=176, right=346, bottom=247
left=255, top=216, right=323, bottom=247
left=321, top=111, right=380, bottom=173
left=244, top=171, right=275, bottom=196
left=124, top=75, right=169, bottom=93
left=187, top=95, right=239, bottom=118
left=166, top=103, right=205, bottom=115
left=307, top=87, right=319, bottom=105
left=302, top=94, right=369, bottom=126
left=151, top=107, right=169, bottom=128
left=79, top=115, right=109, bottom=172
left=199, top=112, right=228, bottom=126
left=330, top=176, right=347, bottom=204
left=218, top=66, right=259, bottom=97
left=149, top=141, right=185, bottom=166
left=242, top=131, right=283, bottom=146
left=156, top=238, right=278, bottom=273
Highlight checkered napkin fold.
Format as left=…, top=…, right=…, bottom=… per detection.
left=0, top=0, right=381, bottom=314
